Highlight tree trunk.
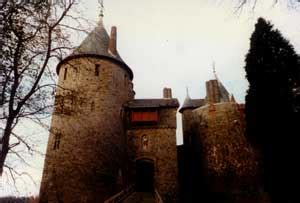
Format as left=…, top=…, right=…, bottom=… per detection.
left=0, top=116, right=14, bottom=175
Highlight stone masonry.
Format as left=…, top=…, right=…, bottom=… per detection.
left=39, top=16, right=180, bottom=203
left=39, top=56, right=134, bottom=203
left=39, top=12, right=264, bottom=203
left=124, top=99, right=179, bottom=202
left=179, top=79, right=263, bottom=202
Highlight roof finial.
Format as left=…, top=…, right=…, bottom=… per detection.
left=98, top=0, right=104, bottom=17
left=213, top=61, right=218, bottom=80
left=186, top=86, right=190, bottom=98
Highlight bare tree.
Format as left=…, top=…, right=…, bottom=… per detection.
left=234, top=0, right=300, bottom=12
left=0, top=0, right=85, bottom=176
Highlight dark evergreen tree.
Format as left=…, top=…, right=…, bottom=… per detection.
left=244, top=17, right=300, bottom=203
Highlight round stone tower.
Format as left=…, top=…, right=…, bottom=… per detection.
left=39, top=17, right=134, bottom=203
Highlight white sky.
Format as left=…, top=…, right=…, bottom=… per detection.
left=1, top=0, right=300, bottom=197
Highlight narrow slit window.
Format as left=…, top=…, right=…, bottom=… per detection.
left=64, top=68, right=68, bottom=80
left=95, top=64, right=100, bottom=76
left=91, top=101, right=95, bottom=111
left=124, top=74, right=127, bottom=86
left=53, top=133, right=61, bottom=150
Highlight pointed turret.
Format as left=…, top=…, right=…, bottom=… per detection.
left=206, top=63, right=230, bottom=103
left=40, top=7, right=135, bottom=202
left=180, top=95, right=193, bottom=112
left=179, top=88, right=205, bottom=113
left=56, top=16, right=133, bottom=79
left=218, top=80, right=230, bottom=102
left=73, top=18, right=122, bottom=61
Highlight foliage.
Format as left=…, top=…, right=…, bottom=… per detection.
left=0, top=196, right=38, bottom=203
left=244, top=17, right=300, bottom=202
left=235, top=0, right=300, bottom=11
left=0, top=0, right=81, bottom=178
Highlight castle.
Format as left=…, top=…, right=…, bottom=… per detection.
left=39, top=14, right=261, bottom=203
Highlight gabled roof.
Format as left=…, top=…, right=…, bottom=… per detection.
left=124, top=99, right=180, bottom=109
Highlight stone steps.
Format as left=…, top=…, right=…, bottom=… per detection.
left=122, top=192, right=155, bottom=203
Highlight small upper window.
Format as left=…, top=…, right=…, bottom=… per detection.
left=63, top=68, right=68, bottom=80
left=124, top=74, right=127, bottom=85
left=95, top=64, right=100, bottom=76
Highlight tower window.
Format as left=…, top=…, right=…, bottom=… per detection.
left=95, top=64, right=100, bottom=76
left=91, top=101, right=95, bottom=111
left=64, top=68, right=68, bottom=80
left=224, top=145, right=229, bottom=156
left=53, top=133, right=61, bottom=150
left=124, top=74, right=127, bottom=86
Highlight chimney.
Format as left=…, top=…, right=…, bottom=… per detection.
left=109, top=26, right=117, bottom=55
left=163, top=88, right=172, bottom=99
left=206, top=80, right=220, bottom=104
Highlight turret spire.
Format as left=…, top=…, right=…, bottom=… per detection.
left=213, top=61, right=218, bottom=80
left=186, top=86, right=190, bottom=98
left=99, top=0, right=104, bottom=17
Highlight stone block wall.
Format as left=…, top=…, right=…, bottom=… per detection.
left=125, top=108, right=178, bottom=203
left=181, top=109, right=194, bottom=146
left=206, top=80, right=221, bottom=103
left=191, top=102, right=260, bottom=199
left=39, top=57, right=134, bottom=203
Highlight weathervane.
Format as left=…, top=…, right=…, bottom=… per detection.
left=98, top=0, right=104, bottom=17
left=212, top=61, right=218, bottom=80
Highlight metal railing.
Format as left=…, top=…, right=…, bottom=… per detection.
left=104, top=185, right=135, bottom=203
left=154, top=189, right=164, bottom=203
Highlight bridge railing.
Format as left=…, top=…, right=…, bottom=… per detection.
left=154, top=189, right=164, bottom=203
left=104, top=185, right=135, bottom=203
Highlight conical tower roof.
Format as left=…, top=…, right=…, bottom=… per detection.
left=56, top=17, right=133, bottom=79
left=179, top=95, right=205, bottom=113
left=217, top=80, right=230, bottom=102
left=73, top=18, right=123, bottom=61
left=181, top=95, right=193, bottom=110
left=212, top=63, right=230, bottom=102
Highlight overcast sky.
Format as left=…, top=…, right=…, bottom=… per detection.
left=1, top=0, right=300, bottom=197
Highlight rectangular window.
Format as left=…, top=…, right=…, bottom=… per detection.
left=131, top=110, right=158, bottom=123
left=95, top=64, right=100, bottom=76
left=64, top=68, right=68, bottom=80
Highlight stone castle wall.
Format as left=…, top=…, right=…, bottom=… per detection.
left=39, top=57, right=134, bottom=203
left=125, top=108, right=178, bottom=202
left=181, top=109, right=194, bottom=146
left=191, top=102, right=260, bottom=199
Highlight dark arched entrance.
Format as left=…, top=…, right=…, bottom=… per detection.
left=136, top=159, right=154, bottom=192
